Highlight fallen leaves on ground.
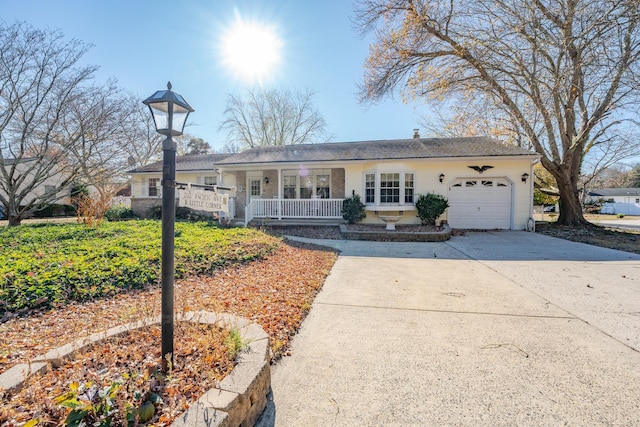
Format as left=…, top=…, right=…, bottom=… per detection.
left=0, top=239, right=338, bottom=426
left=536, top=223, right=640, bottom=255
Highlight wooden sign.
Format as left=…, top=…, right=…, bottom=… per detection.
left=178, top=188, right=229, bottom=213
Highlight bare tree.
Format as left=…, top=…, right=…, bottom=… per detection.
left=420, top=99, right=526, bottom=147
left=355, top=0, right=640, bottom=226
left=118, top=95, right=165, bottom=170
left=219, top=87, right=330, bottom=150
left=0, top=22, right=98, bottom=225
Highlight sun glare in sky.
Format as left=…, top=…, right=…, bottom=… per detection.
left=221, top=16, right=283, bottom=83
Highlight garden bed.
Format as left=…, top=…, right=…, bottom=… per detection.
left=340, top=223, right=451, bottom=242
left=0, top=312, right=271, bottom=427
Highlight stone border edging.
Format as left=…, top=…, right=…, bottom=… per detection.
left=0, top=311, right=270, bottom=427
left=340, top=223, right=452, bottom=242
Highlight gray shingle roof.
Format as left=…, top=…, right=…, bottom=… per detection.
left=217, top=137, right=536, bottom=165
left=588, top=188, right=640, bottom=197
left=129, top=153, right=232, bottom=173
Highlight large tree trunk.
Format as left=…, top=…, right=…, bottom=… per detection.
left=8, top=214, right=21, bottom=227
left=554, top=170, right=589, bottom=226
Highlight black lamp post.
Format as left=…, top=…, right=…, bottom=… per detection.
left=143, top=82, right=194, bottom=372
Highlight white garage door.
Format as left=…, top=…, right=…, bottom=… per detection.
left=448, top=178, right=511, bottom=229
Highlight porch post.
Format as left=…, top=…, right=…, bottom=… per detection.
left=277, top=168, right=282, bottom=220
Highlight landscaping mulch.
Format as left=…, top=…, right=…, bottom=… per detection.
left=0, top=239, right=337, bottom=426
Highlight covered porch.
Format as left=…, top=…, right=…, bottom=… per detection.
left=244, top=198, right=344, bottom=225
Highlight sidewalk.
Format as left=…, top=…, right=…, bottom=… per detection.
left=257, top=232, right=640, bottom=426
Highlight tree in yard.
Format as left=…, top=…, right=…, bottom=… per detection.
left=0, top=22, right=98, bottom=226
left=219, top=87, right=330, bottom=151
left=626, top=164, right=640, bottom=187
left=185, top=136, right=211, bottom=155
left=117, top=95, right=165, bottom=170
left=354, top=0, right=640, bottom=226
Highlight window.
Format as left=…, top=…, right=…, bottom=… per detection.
left=365, top=173, right=375, bottom=204
left=283, top=176, right=296, bottom=199
left=365, top=171, right=415, bottom=205
left=380, top=173, right=400, bottom=204
left=404, top=173, right=414, bottom=203
left=44, top=185, right=56, bottom=195
left=282, top=170, right=330, bottom=199
left=300, top=176, right=313, bottom=199
left=316, top=175, right=330, bottom=199
left=204, top=176, right=217, bottom=186
left=148, top=178, right=160, bottom=197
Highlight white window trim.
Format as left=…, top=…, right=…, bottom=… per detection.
left=148, top=177, right=161, bottom=198
left=281, top=169, right=332, bottom=199
left=363, top=170, right=416, bottom=209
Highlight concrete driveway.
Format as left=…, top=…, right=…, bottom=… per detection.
left=257, top=232, right=640, bottom=426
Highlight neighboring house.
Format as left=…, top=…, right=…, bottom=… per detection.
left=587, top=188, right=640, bottom=215
left=129, top=154, right=233, bottom=217
left=129, top=136, right=539, bottom=230
left=0, top=157, right=71, bottom=213
left=587, top=188, right=640, bottom=204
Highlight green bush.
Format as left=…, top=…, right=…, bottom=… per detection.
left=0, top=221, right=280, bottom=315
left=105, top=205, right=137, bottom=221
left=32, top=204, right=76, bottom=218
left=145, top=206, right=213, bottom=222
left=176, top=207, right=214, bottom=222
left=342, top=194, right=366, bottom=224
left=415, top=193, right=449, bottom=226
left=146, top=205, right=162, bottom=219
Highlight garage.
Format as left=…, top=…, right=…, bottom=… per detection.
left=447, top=178, right=512, bottom=229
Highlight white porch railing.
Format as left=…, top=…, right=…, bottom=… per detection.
left=247, top=198, right=344, bottom=223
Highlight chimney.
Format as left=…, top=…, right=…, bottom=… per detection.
left=413, top=128, right=420, bottom=138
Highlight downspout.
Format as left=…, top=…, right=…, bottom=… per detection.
left=527, top=159, right=538, bottom=232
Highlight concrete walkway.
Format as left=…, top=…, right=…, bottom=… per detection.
left=257, top=232, right=640, bottom=426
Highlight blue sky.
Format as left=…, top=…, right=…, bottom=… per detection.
left=2, top=0, right=434, bottom=153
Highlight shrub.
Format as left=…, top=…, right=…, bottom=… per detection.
left=342, top=194, right=366, bottom=224
left=176, top=207, right=214, bottom=222
left=105, top=205, right=137, bottom=221
left=145, top=206, right=214, bottom=222
left=415, top=193, right=449, bottom=226
left=32, top=204, right=76, bottom=218
left=146, top=205, right=162, bottom=219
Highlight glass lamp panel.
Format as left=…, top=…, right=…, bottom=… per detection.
left=172, top=110, right=189, bottom=134
left=148, top=103, right=169, bottom=132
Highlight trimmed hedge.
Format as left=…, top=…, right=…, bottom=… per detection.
left=0, top=221, right=279, bottom=315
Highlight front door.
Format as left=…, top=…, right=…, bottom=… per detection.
left=247, top=177, right=262, bottom=205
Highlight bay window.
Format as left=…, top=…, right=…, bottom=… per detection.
left=380, top=173, right=400, bottom=203
left=364, top=171, right=415, bottom=206
left=365, top=173, right=375, bottom=203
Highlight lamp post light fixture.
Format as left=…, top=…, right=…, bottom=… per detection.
left=143, top=82, right=194, bottom=372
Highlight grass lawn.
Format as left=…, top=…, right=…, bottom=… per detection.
left=0, top=220, right=337, bottom=426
